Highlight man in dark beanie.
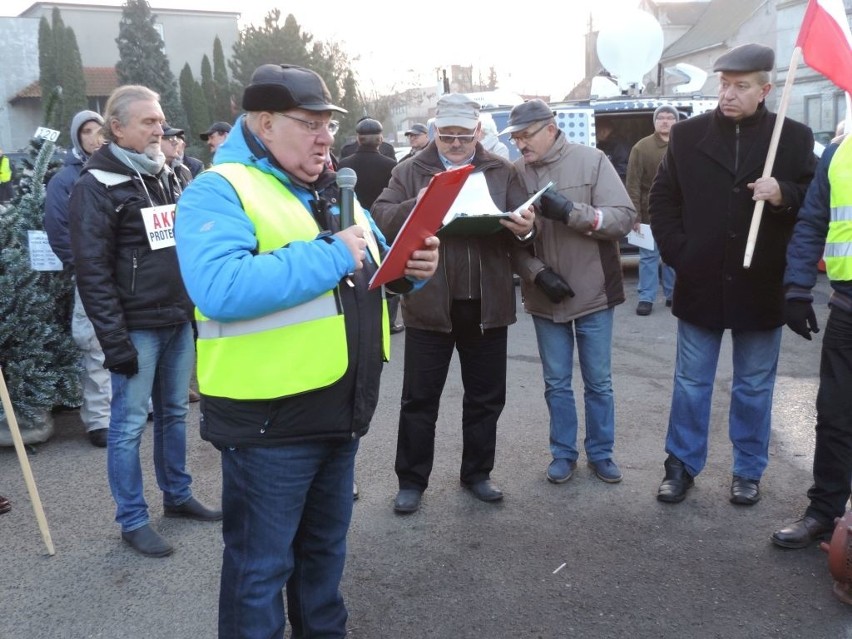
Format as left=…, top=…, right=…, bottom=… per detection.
left=174, top=63, right=439, bottom=639
left=650, top=43, right=816, bottom=506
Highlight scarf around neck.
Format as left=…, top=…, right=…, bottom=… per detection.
left=110, top=142, right=166, bottom=176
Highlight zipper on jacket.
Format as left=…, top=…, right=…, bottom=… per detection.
left=130, top=249, right=138, bottom=295
left=466, top=244, right=473, bottom=299
left=734, top=124, right=740, bottom=175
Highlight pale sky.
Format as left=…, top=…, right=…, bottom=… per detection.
left=2, top=0, right=659, bottom=99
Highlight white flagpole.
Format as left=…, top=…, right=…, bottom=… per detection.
left=743, top=46, right=802, bottom=269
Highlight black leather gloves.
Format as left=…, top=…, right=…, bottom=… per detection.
left=534, top=268, right=575, bottom=304
left=109, top=358, right=139, bottom=378
left=539, top=191, right=574, bottom=224
left=784, top=299, right=820, bottom=340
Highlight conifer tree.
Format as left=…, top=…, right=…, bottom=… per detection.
left=55, top=24, right=88, bottom=146
left=116, top=0, right=186, bottom=128
left=0, top=138, right=79, bottom=444
left=38, top=8, right=88, bottom=146
left=212, top=36, right=232, bottom=123
left=200, top=55, right=216, bottom=120
left=179, top=63, right=210, bottom=142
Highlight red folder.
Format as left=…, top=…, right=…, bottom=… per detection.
left=369, top=164, right=474, bottom=290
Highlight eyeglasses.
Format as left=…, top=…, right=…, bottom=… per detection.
left=277, top=112, right=340, bottom=135
left=509, top=123, right=549, bottom=145
left=436, top=131, right=477, bottom=144
left=163, top=137, right=180, bottom=145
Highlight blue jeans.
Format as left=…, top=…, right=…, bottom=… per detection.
left=218, top=439, right=358, bottom=639
left=666, top=319, right=782, bottom=480
left=638, top=244, right=675, bottom=303
left=107, top=323, right=194, bottom=532
left=533, top=308, right=615, bottom=462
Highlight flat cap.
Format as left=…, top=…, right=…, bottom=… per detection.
left=242, top=64, right=346, bottom=114
left=405, top=123, right=428, bottom=136
left=713, top=43, right=775, bottom=73
left=199, top=121, right=232, bottom=141
left=500, top=99, right=555, bottom=135
left=355, top=118, right=382, bottom=134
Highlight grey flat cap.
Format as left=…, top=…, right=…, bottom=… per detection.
left=355, top=118, right=382, bottom=134
left=500, top=99, right=555, bottom=135
left=713, top=43, right=775, bottom=73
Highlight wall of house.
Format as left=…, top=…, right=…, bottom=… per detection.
left=0, top=18, right=42, bottom=151
left=20, top=3, right=239, bottom=81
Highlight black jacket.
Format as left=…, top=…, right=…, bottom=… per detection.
left=69, top=145, right=193, bottom=368
left=337, top=146, right=397, bottom=209
left=650, top=104, right=816, bottom=330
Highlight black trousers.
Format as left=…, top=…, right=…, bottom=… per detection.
left=395, top=300, right=507, bottom=491
left=806, top=306, right=852, bottom=523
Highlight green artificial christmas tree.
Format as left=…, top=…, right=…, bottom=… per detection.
left=0, top=137, right=80, bottom=445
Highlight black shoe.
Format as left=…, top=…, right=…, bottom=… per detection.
left=461, top=479, right=503, bottom=503
left=164, top=497, right=222, bottom=522
left=730, top=476, right=760, bottom=505
left=657, top=455, right=694, bottom=503
left=636, top=301, right=653, bottom=316
left=88, top=428, right=108, bottom=448
left=390, top=323, right=405, bottom=334
left=393, top=489, right=422, bottom=514
left=665, top=298, right=673, bottom=307
left=771, top=515, right=834, bottom=549
left=121, top=524, right=173, bottom=557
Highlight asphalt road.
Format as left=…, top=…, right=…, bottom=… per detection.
left=2, top=268, right=850, bottom=639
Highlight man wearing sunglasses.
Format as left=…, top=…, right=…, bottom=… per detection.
left=372, top=92, right=535, bottom=515
left=503, top=99, right=636, bottom=487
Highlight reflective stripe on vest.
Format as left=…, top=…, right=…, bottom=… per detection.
left=194, top=163, right=386, bottom=400
left=827, top=136, right=852, bottom=281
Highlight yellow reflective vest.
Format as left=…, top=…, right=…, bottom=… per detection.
left=195, top=163, right=389, bottom=400
left=826, top=135, right=852, bottom=282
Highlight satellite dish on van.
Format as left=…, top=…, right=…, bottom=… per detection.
left=596, top=10, right=664, bottom=91
left=666, top=63, right=709, bottom=94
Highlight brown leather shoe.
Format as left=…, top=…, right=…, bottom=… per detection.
left=771, top=515, right=834, bottom=549
left=657, top=454, right=694, bottom=503
left=188, top=389, right=201, bottom=403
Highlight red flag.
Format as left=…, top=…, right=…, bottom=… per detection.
left=796, top=0, right=852, bottom=94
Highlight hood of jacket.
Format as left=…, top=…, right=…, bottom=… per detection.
left=69, top=110, right=104, bottom=162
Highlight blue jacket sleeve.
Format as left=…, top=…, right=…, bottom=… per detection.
left=174, top=171, right=361, bottom=323
left=783, top=144, right=836, bottom=299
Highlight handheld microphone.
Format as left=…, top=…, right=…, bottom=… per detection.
left=336, top=168, right=357, bottom=229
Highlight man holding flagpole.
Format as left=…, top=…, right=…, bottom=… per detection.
left=649, top=43, right=816, bottom=506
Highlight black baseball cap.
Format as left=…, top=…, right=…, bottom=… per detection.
left=199, top=122, right=232, bottom=141
left=162, top=122, right=184, bottom=137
